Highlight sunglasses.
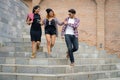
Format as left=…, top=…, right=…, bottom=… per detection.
left=68, top=13, right=72, bottom=15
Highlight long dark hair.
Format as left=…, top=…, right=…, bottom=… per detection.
left=32, top=5, right=40, bottom=13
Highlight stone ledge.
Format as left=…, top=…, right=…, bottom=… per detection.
left=0, top=63, right=120, bottom=74
left=0, top=57, right=120, bottom=65
left=0, top=62, right=120, bottom=67
left=97, top=77, right=120, bottom=80
left=0, top=69, right=120, bottom=76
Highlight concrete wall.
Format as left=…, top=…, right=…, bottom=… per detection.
left=0, top=0, right=28, bottom=42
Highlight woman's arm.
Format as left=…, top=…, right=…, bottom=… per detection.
left=55, top=18, right=64, bottom=26
left=40, top=19, right=44, bottom=26
left=41, top=19, right=46, bottom=25
left=26, top=16, right=33, bottom=25
left=26, top=13, right=34, bottom=25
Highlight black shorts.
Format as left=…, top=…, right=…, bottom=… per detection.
left=30, top=31, right=42, bottom=42
left=45, top=29, right=56, bottom=35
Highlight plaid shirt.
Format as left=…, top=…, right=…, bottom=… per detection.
left=61, top=17, right=80, bottom=37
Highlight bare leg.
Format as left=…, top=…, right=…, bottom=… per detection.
left=31, top=41, right=37, bottom=58
left=45, top=34, right=51, bottom=54
left=36, top=41, right=40, bottom=50
left=51, top=35, right=56, bottom=51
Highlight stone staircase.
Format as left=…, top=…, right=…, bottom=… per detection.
left=0, top=0, right=120, bottom=79
left=0, top=37, right=120, bottom=80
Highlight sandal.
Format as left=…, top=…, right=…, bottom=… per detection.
left=37, top=44, right=39, bottom=50
left=66, top=51, right=70, bottom=58
left=31, top=53, right=36, bottom=58
left=70, top=62, right=74, bottom=66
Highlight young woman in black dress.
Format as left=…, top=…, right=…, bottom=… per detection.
left=26, top=5, right=42, bottom=58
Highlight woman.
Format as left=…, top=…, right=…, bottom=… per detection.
left=26, top=5, right=42, bottom=58
left=43, top=8, right=63, bottom=56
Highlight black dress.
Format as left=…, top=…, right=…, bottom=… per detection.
left=30, top=13, right=42, bottom=42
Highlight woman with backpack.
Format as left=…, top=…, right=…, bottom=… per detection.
left=26, top=5, right=42, bottom=58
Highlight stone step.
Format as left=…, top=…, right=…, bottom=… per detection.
left=0, top=44, right=106, bottom=54
left=4, top=42, right=47, bottom=46
left=4, top=40, right=102, bottom=50
left=0, top=63, right=120, bottom=74
left=3, top=40, right=93, bottom=49
left=2, top=42, right=103, bottom=55
left=97, top=77, right=120, bottom=80
left=1, top=45, right=95, bottom=55
left=0, top=57, right=120, bottom=65
left=0, top=48, right=111, bottom=59
left=0, top=70, right=120, bottom=80
left=53, top=52, right=117, bottom=58
left=9, top=38, right=89, bottom=46
left=0, top=51, right=117, bottom=58
left=0, top=52, right=47, bottom=58
left=3, top=41, right=91, bottom=48
left=60, top=48, right=99, bottom=54
left=9, top=38, right=65, bottom=43
left=3, top=42, right=66, bottom=50
left=0, top=46, right=43, bottom=52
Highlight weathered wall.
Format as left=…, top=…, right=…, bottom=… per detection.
left=0, top=0, right=28, bottom=42
left=22, top=0, right=32, bottom=12
left=22, top=0, right=42, bottom=12
left=105, top=0, right=120, bottom=54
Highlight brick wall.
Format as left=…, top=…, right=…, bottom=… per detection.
left=105, top=0, right=120, bottom=54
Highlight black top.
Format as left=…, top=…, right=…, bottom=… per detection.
left=45, top=19, right=56, bottom=31
left=31, top=13, right=41, bottom=31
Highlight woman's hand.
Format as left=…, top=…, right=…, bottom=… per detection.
left=40, top=20, right=43, bottom=25
left=26, top=21, right=33, bottom=25
left=64, top=21, right=68, bottom=25
left=29, top=21, right=33, bottom=24
left=26, top=17, right=33, bottom=25
left=26, top=21, right=30, bottom=25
